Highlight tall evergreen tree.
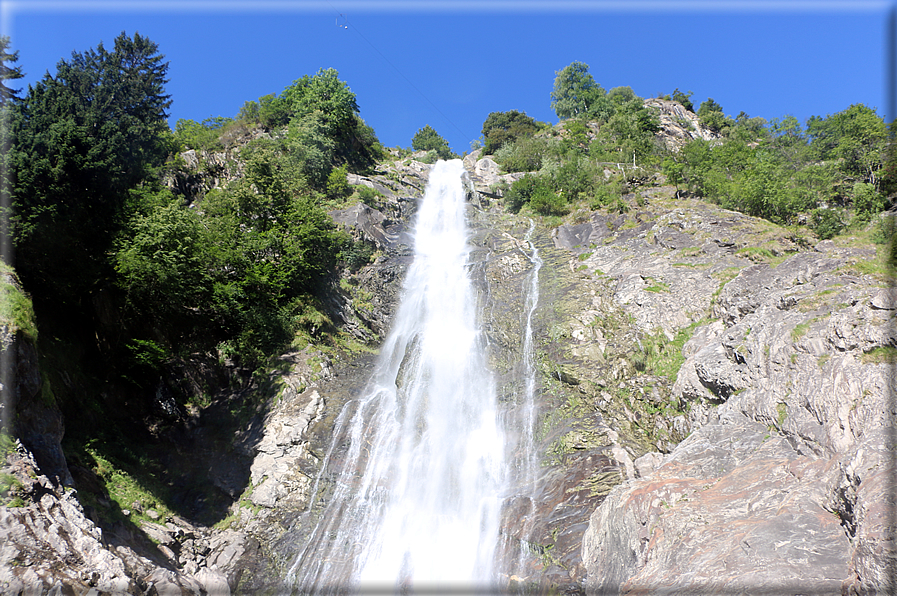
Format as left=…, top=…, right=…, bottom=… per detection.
left=11, top=32, right=171, bottom=318
left=0, top=36, right=24, bottom=104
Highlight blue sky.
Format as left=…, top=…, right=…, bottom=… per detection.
left=1, top=1, right=894, bottom=154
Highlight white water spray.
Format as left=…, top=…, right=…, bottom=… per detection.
left=513, top=220, right=543, bottom=571
left=289, top=160, right=507, bottom=593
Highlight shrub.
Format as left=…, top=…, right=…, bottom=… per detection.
left=811, top=208, right=843, bottom=240
left=481, top=110, right=540, bottom=155
left=493, top=136, right=549, bottom=173
left=852, top=182, right=886, bottom=221
left=356, top=185, right=382, bottom=207
left=412, top=125, right=455, bottom=160
left=529, top=185, right=568, bottom=216
left=326, top=165, right=351, bottom=200
left=174, top=117, right=232, bottom=151
left=672, top=88, right=694, bottom=112
left=553, top=158, right=595, bottom=201
left=589, top=180, right=623, bottom=210
left=872, top=213, right=897, bottom=245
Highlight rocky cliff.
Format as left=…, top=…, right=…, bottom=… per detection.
left=1, top=147, right=894, bottom=594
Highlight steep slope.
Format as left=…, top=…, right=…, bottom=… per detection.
left=1, top=148, right=893, bottom=594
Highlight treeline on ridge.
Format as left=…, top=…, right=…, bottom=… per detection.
left=479, top=61, right=896, bottom=246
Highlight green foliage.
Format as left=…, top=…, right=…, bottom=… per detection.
left=810, top=208, right=844, bottom=240
left=481, top=110, right=541, bottom=155
left=253, top=68, right=382, bottom=173
left=529, top=184, right=568, bottom=216
left=258, top=93, right=290, bottom=129
left=872, top=213, right=897, bottom=245
left=776, top=403, right=788, bottom=426
left=174, top=116, right=232, bottom=151
left=0, top=36, right=24, bottom=104
left=0, top=268, right=37, bottom=342
left=807, top=104, right=887, bottom=184
left=115, top=199, right=213, bottom=350
left=237, top=99, right=260, bottom=124
left=550, top=61, right=609, bottom=121
left=286, top=110, right=337, bottom=188
left=593, top=97, right=661, bottom=163
left=504, top=174, right=556, bottom=214
left=861, top=345, right=897, bottom=364
left=416, top=150, right=439, bottom=164
left=552, top=157, right=596, bottom=201
left=672, top=88, right=694, bottom=112
left=852, top=182, right=886, bottom=222
left=493, top=135, right=550, bottom=172
left=662, top=158, right=685, bottom=192
left=640, top=322, right=702, bottom=380
left=697, top=98, right=734, bottom=134
left=412, top=124, right=455, bottom=160
left=607, top=86, right=636, bottom=103
left=355, top=184, right=382, bottom=207
left=589, top=179, right=624, bottom=210
left=12, top=32, right=171, bottom=322
left=326, top=164, right=351, bottom=200
left=341, top=239, right=376, bottom=272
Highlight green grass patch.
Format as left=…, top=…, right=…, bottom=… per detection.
left=644, top=281, right=670, bottom=293
left=776, top=402, right=788, bottom=426
left=791, top=322, right=810, bottom=341
left=78, top=446, right=176, bottom=525
left=711, top=266, right=742, bottom=299
left=861, top=346, right=897, bottom=364
left=0, top=271, right=38, bottom=343
left=641, top=320, right=706, bottom=380
left=577, top=251, right=593, bottom=261
left=736, top=246, right=775, bottom=261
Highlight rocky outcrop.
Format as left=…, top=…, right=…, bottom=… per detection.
left=575, top=200, right=896, bottom=593
left=463, top=149, right=527, bottom=198
left=6, top=148, right=894, bottom=594
left=643, top=98, right=720, bottom=151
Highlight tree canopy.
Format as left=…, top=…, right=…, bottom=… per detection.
left=481, top=110, right=541, bottom=155
left=11, top=32, right=172, bottom=312
left=550, top=61, right=608, bottom=121
left=412, top=124, right=455, bottom=160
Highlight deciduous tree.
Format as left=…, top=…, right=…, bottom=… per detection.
left=550, top=61, right=606, bottom=120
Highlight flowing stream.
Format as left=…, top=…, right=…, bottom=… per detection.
left=288, top=160, right=541, bottom=593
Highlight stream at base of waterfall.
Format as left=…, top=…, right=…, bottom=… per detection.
left=287, top=160, right=541, bottom=594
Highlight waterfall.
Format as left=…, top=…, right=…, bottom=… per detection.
left=514, top=220, right=543, bottom=572
left=289, top=160, right=507, bottom=594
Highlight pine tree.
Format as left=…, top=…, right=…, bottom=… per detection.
left=0, top=36, right=24, bottom=104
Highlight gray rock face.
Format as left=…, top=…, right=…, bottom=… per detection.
left=579, top=219, right=896, bottom=594
left=0, top=439, right=241, bottom=595
left=6, top=149, right=895, bottom=595
left=643, top=98, right=720, bottom=151
left=463, top=149, right=527, bottom=199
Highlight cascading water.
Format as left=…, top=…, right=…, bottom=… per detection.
left=288, top=160, right=509, bottom=593
left=511, top=221, right=543, bottom=572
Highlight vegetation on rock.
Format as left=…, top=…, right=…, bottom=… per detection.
left=0, top=34, right=895, bottom=594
